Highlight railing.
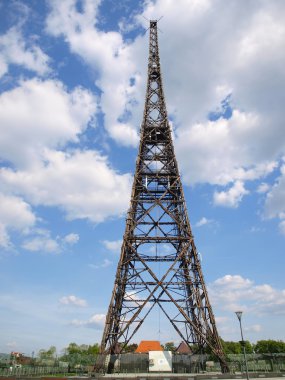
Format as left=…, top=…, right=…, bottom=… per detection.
left=1, top=353, right=285, bottom=377
left=0, top=366, right=77, bottom=377
left=92, top=353, right=285, bottom=374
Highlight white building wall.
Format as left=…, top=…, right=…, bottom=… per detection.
left=149, top=351, right=172, bottom=372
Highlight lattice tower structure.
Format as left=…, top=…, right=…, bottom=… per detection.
left=100, top=20, right=229, bottom=372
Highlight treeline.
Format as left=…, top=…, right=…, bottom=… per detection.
left=3, top=340, right=285, bottom=368
left=221, top=339, right=285, bottom=355
left=164, top=340, right=285, bottom=355
left=36, top=339, right=285, bottom=360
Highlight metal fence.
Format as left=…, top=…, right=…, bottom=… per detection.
left=227, top=353, right=285, bottom=373
left=1, top=353, right=285, bottom=376
left=0, top=366, right=69, bottom=377
left=93, top=352, right=285, bottom=374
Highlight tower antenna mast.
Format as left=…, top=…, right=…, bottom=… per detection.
left=100, top=20, right=229, bottom=373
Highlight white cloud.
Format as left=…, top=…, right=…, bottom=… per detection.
left=22, top=229, right=80, bottom=253
left=44, top=0, right=285, bottom=227
left=89, top=259, right=112, bottom=269
left=122, top=291, right=151, bottom=309
left=0, top=149, right=132, bottom=223
left=71, top=313, right=105, bottom=328
left=213, top=181, right=249, bottom=208
left=195, top=217, right=213, bottom=227
left=140, top=0, right=285, bottom=221
left=215, top=316, right=229, bottom=325
left=22, top=235, right=59, bottom=253
left=0, top=193, right=36, bottom=248
left=1, top=0, right=284, bottom=248
left=63, top=233, right=79, bottom=245
left=0, top=27, right=50, bottom=78
left=102, top=239, right=122, bottom=252
left=59, top=295, right=87, bottom=307
left=0, top=75, right=131, bottom=238
left=257, top=182, right=270, bottom=194
left=213, top=274, right=253, bottom=290
left=44, top=1, right=285, bottom=227
left=46, top=0, right=140, bottom=147
left=237, top=10, right=285, bottom=68
left=0, top=78, right=96, bottom=168
left=209, top=274, right=285, bottom=316
left=245, top=324, right=262, bottom=333
left=0, top=224, right=10, bottom=248
left=264, top=163, right=285, bottom=220
left=0, top=193, right=36, bottom=230
left=175, top=111, right=277, bottom=186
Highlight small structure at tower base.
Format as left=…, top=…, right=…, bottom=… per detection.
left=176, top=341, right=192, bottom=354
left=149, top=351, right=172, bottom=372
left=135, top=341, right=163, bottom=353
left=135, top=341, right=172, bottom=372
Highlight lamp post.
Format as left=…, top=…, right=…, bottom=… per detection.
left=235, top=311, right=249, bottom=380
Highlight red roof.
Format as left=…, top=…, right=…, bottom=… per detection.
left=176, top=341, right=192, bottom=354
left=135, top=340, right=163, bottom=353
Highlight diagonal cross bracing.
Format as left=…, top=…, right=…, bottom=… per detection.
left=100, top=20, right=229, bottom=373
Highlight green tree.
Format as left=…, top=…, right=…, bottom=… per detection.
left=221, top=340, right=242, bottom=354
left=60, top=342, right=100, bottom=367
left=65, top=343, right=81, bottom=355
left=38, top=346, right=57, bottom=360
left=125, top=343, right=138, bottom=353
left=86, top=343, right=100, bottom=355
left=244, top=340, right=253, bottom=354
left=164, top=342, right=176, bottom=352
left=254, top=340, right=285, bottom=353
left=220, top=339, right=253, bottom=354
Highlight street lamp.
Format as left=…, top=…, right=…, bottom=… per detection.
left=235, top=311, right=249, bottom=380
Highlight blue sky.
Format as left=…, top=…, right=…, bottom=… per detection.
left=0, top=0, right=285, bottom=356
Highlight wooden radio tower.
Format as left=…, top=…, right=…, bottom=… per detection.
left=100, top=20, right=229, bottom=372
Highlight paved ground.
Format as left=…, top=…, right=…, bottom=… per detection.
left=1, top=374, right=285, bottom=380
left=97, top=373, right=285, bottom=380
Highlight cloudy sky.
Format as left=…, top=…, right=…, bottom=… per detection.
left=0, top=0, right=285, bottom=355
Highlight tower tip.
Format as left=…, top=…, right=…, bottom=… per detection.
left=150, top=17, right=163, bottom=30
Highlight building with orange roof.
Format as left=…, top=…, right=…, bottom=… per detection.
left=135, top=340, right=163, bottom=353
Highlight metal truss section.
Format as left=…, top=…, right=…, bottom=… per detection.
left=100, top=20, right=229, bottom=373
